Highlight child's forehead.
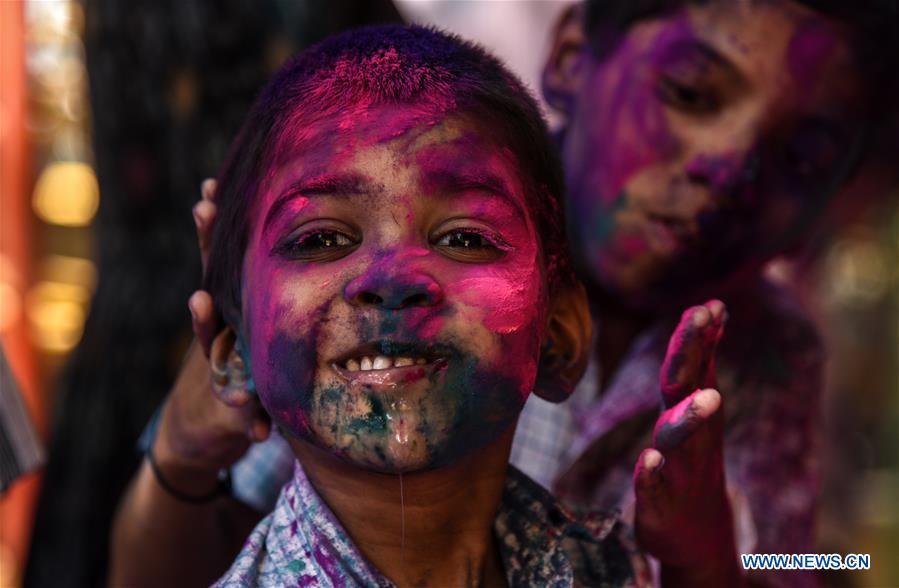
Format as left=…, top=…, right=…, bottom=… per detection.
left=613, top=2, right=865, bottom=113
left=251, top=104, right=531, bottom=228
left=264, top=104, right=525, bottom=197
left=271, top=96, right=452, bottom=164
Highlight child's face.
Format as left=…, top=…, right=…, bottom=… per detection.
left=240, top=104, right=547, bottom=472
left=561, top=1, right=866, bottom=308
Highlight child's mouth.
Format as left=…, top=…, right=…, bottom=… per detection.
left=340, top=354, right=429, bottom=371
left=330, top=341, right=450, bottom=386
left=643, top=212, right=699, bottom=254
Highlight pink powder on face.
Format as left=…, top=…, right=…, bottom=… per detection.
left=449, top=276, right=540, bottom=335
left=613, top=233, right=650, bottom=259
left=787, top=19, right=840, bottom=92
left=238, top=102, right=555, bottom=471
left=592, top=17, right=694, bottom=201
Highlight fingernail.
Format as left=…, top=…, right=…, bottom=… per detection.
left=202, top=179, right=216, bottom=201
left=693, top=307, right=709, bottom=327
left=192, top=205, right=203, bottom=229
left=187, top=297, right=198, bottom=322
left=644, top=450, right=663, bottom=469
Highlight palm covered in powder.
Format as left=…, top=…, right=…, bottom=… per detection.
left=634, top=300, right=741, bottom=585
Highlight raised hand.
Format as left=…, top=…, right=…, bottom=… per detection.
left=634, top=300, right=741, bottom=586
left=153, top=180, right=270, bottom=485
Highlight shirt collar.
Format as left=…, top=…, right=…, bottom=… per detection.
left=223, top=461, right=602, bottom=587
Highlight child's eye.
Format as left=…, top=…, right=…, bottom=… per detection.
left=433, top=229, right=507, bottom=262
left=656, top=75, right=720, bottom=114
left=277, top=229, right=358, bottom=261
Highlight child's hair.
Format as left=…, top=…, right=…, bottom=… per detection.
left=205, top=24, right=570, bottom=324
left=583, top=0, right=899, bottom=116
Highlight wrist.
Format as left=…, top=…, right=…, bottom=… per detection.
left=152, top=401, right=230, bottom=488
left=148, top=434, right=231, bottom=503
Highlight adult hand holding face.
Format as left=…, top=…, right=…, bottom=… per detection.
left=110, top=181, right=271, bottom=588
left=633, top=300, right=743, bottom=587
left=153, top=179, right=270, bottom=485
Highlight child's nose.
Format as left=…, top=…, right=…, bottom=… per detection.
left=344, top=268, right=444, bottom=310
left=685, top=148, right=761, bottom=205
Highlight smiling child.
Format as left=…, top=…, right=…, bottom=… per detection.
left=193, top=25, right=655, bottom=587
left=109, top=3, right=898, bottom=584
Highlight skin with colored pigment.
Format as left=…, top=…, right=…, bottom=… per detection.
left=561, top=1, right=867, bottom=311
left=239, top=103, right=548, bottom=473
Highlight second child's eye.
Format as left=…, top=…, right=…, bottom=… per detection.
left=277, top=229, right=358, bottom=261
left=656, top=76, right=720, bottom=114
left=433, top=229, right=507, bottom=262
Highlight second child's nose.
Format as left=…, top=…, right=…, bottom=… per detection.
left=344, top=269, right=444, bottom=310
left=685, top=148, right=762, bottom=206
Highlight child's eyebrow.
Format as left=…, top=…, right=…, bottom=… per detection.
left=658, top=39, right=744, bottom=84
left=263, top=173, right=376, bottom=232
left=423, top=169, right=527, bottom=221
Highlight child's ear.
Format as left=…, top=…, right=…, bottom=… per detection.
left=542, top=4, right=588, bottom=116
left=209, top=326, right=256, bottom=407
left=534, top=280, right=592, bottom=403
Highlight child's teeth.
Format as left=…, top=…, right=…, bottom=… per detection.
left=346, top=355, right=432, bottom=372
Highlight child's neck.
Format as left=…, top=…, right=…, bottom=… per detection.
left=288, top=428, right=515, bottom=588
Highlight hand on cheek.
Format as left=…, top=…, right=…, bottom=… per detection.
left=634, top=301, right=740, bottom=582
left=153, top=179, right=271, bottom=481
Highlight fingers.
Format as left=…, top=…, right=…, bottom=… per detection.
left=194, top=201, right=217, bottom=273
left=194, top=179, right=218, bottom=273
left=188, top=290, right=217, bottom=355
left=201, top=178, right=217, bottom=202
left=634, top=448, right=665, bottom=505
left=659, top=299, right=727, bottom=408
left=245, top=408, right=272, bottom=443
left=653, top=388, right=721, bottom=453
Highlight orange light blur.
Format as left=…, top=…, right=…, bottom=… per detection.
left=0, top=1, right=43, bottom=584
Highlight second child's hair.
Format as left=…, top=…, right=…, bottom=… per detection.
left=205, top=25, right=570, bottom=324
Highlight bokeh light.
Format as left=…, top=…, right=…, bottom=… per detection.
left=824, top=232, right=893, bottom=309
left=25, top=280, right=90, bottom=353
left=31, top=161, right=99, bottom=227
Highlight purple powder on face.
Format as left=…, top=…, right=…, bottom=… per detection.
left=787, top=19, right=839, bottom=90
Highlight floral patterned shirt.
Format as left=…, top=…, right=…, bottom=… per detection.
left=215, top=461, right=651, bottom=587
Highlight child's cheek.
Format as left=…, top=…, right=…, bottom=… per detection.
left=255, top=329, right=317, bottom=437
left=444, top=267, right=545, bottom=396
left=787, top=19, right=841, bottom=96
left=245, top=270, right=329, bottom=437
left=573, top=58, right=675, bottom=210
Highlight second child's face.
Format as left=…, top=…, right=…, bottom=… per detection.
left=240, top=105, right=547, bottom=473
left=562, top=0, right=866, bottom=309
